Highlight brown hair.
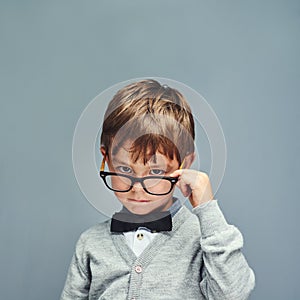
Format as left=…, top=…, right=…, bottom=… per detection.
left=100, top=79, right=195, bottom=164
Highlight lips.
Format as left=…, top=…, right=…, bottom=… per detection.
left=128, top=199, right=150, bottom=203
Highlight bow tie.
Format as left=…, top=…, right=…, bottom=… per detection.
left=110, top=210, right=172, bottom=233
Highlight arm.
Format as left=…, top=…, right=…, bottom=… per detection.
left=193, top=200, right=255, bottom=300
left=170, top=168, right=255, bottom=299
left=60, top=234, right=91, bottom=300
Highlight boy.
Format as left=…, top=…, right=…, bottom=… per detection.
left=61, top=79, right=255, bottom=300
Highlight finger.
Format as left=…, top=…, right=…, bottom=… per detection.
left=176, top=179, right=192, bottom=197
left=169, top=169, right=184, bottom=178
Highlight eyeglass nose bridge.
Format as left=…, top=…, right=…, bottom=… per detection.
left=130, top=177, right=146, bottom=190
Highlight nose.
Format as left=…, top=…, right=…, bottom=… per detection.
left=131, top=181, right=144, bottom=192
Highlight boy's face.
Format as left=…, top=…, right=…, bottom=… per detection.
left=104, top=141, right=180, bottom=215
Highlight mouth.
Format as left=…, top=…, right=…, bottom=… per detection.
left=127, top=199, right=151, bottom=203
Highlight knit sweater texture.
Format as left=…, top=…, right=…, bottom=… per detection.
left=60, top=200, right=255, bottom=300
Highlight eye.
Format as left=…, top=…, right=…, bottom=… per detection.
left=116, top=166, right=132, bottom=174
left=149, top=169, right=165, bottom=176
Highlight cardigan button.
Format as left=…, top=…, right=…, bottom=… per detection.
left=135, top=265, right=142, bottom=273
left=137, top=233, right=144, bottom=240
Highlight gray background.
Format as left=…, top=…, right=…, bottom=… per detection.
left=1, top=1, right=299, bottom=299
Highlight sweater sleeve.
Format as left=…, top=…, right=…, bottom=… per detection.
left=192, top=200, right=255, bottom=300
left=60, top=233, right=91, bottom=300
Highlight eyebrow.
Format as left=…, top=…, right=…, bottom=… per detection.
left=111, top=158, right=173, bottom=171
left=148, top=162, right=170, bottom=169
left=111, top=158, right=130, bottom=166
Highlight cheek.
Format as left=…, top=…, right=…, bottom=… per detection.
left=151, top=194, right=173, bottom=203
left=114, top=192, right=127, bottom=202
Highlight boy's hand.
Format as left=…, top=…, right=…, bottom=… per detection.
left=170, top=169, right=214, bottom=208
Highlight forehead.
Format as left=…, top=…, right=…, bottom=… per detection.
left=110, top=140, right=178, bottom=166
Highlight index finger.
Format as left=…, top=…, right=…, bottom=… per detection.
left=169, top=169, right=184, bottom=178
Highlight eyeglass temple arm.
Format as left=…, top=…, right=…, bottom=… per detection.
left=100, top=156, right=106, bottom=172
left=179, top=158, right=185, bottom=170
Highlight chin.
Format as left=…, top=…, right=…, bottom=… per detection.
left=126, top=202, right=170, bottom=215
left=119, top=195, right=173, bottom=215
left=127, top=205, right=154, bottom=215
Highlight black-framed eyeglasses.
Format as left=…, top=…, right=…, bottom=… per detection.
left=99, top=157, right=183, bottom=196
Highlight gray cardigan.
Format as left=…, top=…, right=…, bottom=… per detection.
left=60, top=200, right=255, bottom=300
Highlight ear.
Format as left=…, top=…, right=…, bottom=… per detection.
left=100, top=146, right=107, bottom=159
left=182, top=152, right=195, bottom=169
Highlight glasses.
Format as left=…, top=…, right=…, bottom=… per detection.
left=99, top=157, right=183, bottom=196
